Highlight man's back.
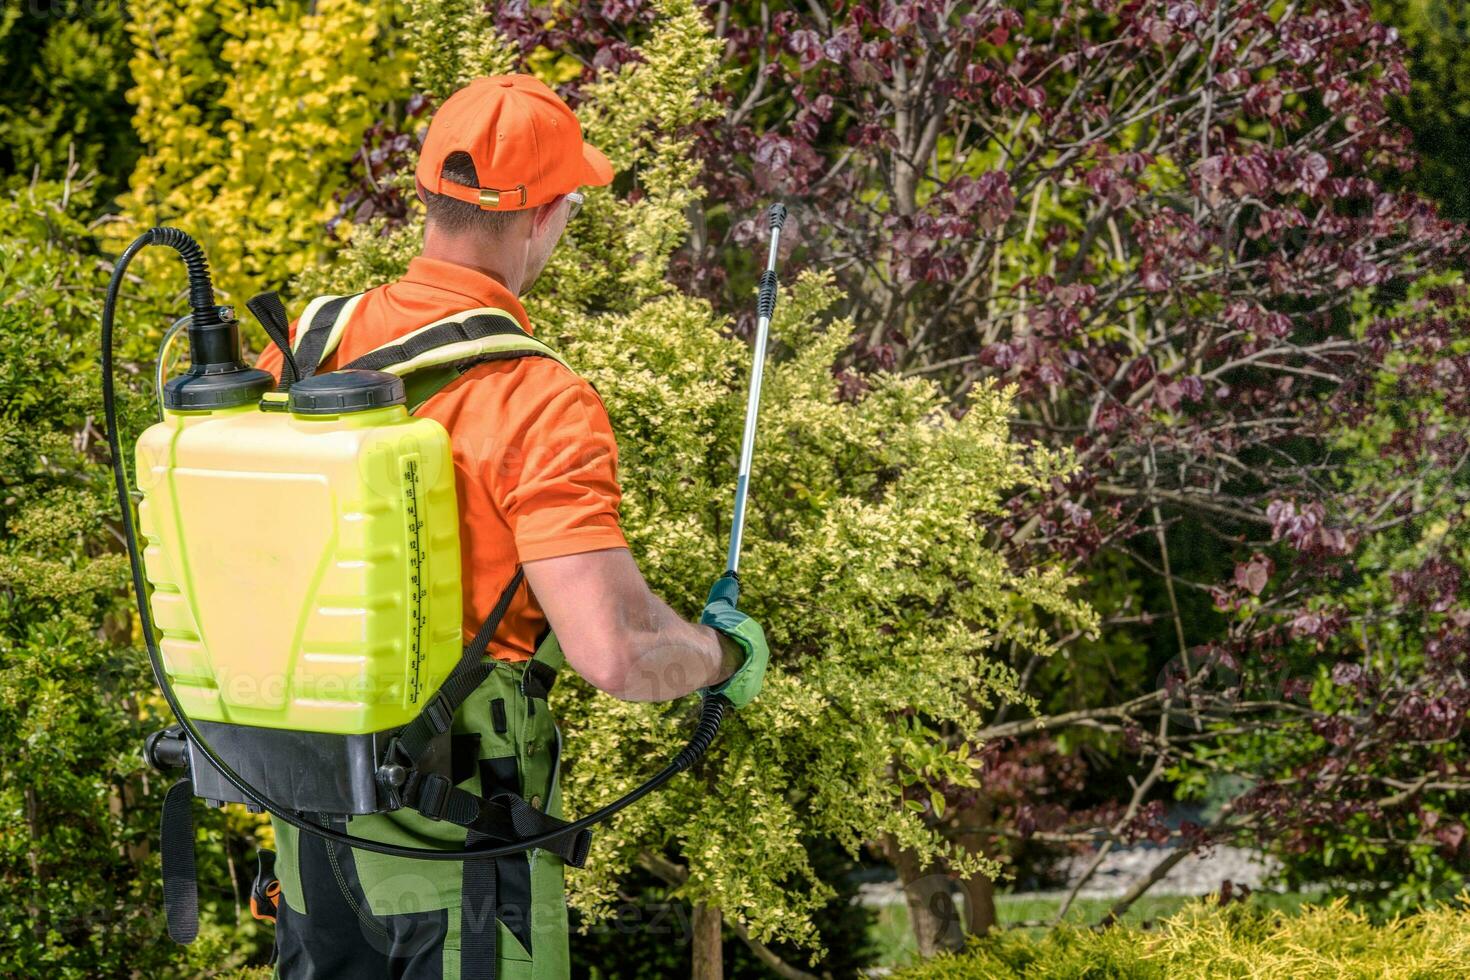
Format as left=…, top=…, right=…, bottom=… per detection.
left=255, top=255, right=627, bottom=662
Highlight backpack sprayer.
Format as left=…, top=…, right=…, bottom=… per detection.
left=101, top=204, right=789, bottom=942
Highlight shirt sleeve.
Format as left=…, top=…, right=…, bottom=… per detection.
left=487, top=372, right=628, bottom=563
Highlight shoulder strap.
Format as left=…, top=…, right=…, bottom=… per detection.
left=292, top=293, right=366, bottom=379
left=383, top=569, right=593, bottom=868
left=343, top=306, right=570, bottom=414
left=246, top=291, right=301, bottom=386
left=285, top=297, right=567, bottom=410
left=344, top=307, right=566, bottom=374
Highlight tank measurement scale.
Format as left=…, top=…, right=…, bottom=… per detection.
left=402, top=456, right=429, bottom=704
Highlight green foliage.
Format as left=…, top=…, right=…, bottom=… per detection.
left=1374, top=1, right=1470, bottom=221
left=407, top=0, right=518, bottom=99
left=0, top=174, right=156, bottom=979
left=570, top=841, right=879, bottom=976
left=0, top=176, right=269, bottom=976
left=312, top=0, right=1093, bottom=956
left=894, top=898, right=1470, bottom=979
left=0, top=3, right=139, bottom=199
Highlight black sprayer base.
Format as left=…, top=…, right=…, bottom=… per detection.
left=146, top=720, right=451, bottom=815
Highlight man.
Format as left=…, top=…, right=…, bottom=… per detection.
left=253, top=74, right=769, bottom=979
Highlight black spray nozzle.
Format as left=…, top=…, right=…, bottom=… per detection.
left=135, top=226, right=273, bottom=411
left=767, top=203, right=788, bottom=231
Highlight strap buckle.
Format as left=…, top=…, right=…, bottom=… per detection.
left=478, top=184, right=528, bottom=209
left=415, top=773, right=452, bottom=821
left=423, top=691, right=454, bottom=736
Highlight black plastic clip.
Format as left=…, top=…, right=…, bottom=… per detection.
left=415, top=772, right=452, bottom=820
left=521, top=660, right=558, bottom=700
left=423, top=692, right=454, bottom=735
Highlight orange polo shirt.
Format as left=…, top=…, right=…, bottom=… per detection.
left=254, top=256, right=627, bottom=662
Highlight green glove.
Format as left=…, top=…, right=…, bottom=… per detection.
left=699, top=572, right=769, bottom=709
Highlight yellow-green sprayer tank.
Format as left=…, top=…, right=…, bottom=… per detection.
left=133, top=386, right=462, bottom=736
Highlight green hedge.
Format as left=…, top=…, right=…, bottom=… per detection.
left=894, top=899, right=1470, bottom=979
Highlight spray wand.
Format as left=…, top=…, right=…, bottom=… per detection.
left=725, top=202, right=788, bottom=576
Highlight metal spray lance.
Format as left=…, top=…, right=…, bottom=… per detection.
left=725, top=203, right=789, bottom=575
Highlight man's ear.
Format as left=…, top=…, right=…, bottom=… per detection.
left=530, top=198, right=561, bottom=233
left=414, top=177, right=428, bottom=205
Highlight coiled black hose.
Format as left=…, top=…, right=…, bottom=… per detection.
left=104, top=228, right=730, bottom=861
left=147, top=226, right=216, bottom=319
left=673, top=696, right=728, bottom=772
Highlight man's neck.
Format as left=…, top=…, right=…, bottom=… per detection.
left=420, top=229, right=524, bottom=295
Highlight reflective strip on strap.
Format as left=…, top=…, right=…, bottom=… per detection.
left=317, top=292, right=365, bottom=365
left=345, top=307, right=567, bottom=377
left=290, top=293, right=365, bottom=371
left=290, top=295, right=339, bottom=355
left=378, top=333, right=566, bottom=377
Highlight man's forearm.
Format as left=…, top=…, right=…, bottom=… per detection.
left=522, top=548, right=747, bottom=701
left=615, top=593, right=743, bottom=701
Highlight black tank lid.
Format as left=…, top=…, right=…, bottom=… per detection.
left=288, top=370, right=406, bottom=415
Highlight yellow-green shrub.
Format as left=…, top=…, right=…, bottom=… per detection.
left=897, top=898, right=1470, bottom=979
left=302, top=0, right=1093, bottom=955
left=114, top=0, right=413, bottom=301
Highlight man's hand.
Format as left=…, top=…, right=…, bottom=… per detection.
left=698, top=573, right=769, bottom=709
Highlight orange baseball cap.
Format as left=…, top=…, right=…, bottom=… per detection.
left=416, top=74, right=613, bottom=212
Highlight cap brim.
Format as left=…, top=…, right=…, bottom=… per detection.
left=579, top=142, right=614, bottom=186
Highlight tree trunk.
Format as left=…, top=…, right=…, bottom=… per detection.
left=692, top=903, right=723, bottom=980
left=878, top=835, right=965, bottom=957
left=685, top=198, right=708, bottom=260
left=958, top=871, right=997, bottom=936
left=25, top=785, right=47, bottom=942
left=953, top=800, right=999, bottom=937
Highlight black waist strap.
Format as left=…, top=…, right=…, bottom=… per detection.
left=160, top=777, right=200, bottom=944
left=400, top=774, right=590, bottom=868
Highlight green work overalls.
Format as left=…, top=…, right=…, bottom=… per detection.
left=271, top=636, right=572, bottom=980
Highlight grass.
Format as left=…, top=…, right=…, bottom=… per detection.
left=870, top=891, right=1312, bottom=970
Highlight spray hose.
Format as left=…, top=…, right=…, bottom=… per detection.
left=146, top=227, right=216, bottom=312
left=103, top=227, right=731, bottom=861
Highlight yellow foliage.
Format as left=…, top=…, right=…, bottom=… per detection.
left=526, top=45, right=585, bottom=85
left=406, top=0, right=518, bottom=98
left=114, top=0, right=413, bottom=301
left=899, top=897, right=1470, bottom=979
